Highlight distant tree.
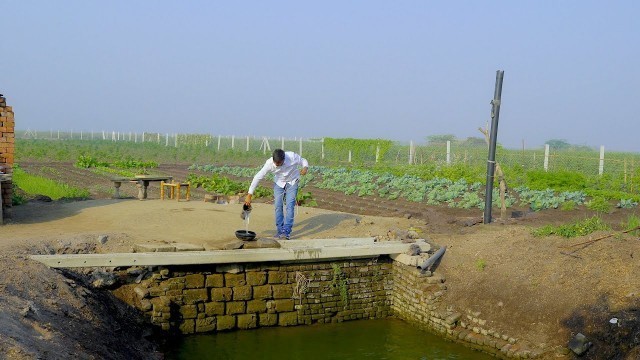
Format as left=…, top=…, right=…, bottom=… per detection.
left=461, top=137, right=486, bottom=147
left=426, top=134, right=457, bottom=145
left=545, top=139, right=571, bottom=150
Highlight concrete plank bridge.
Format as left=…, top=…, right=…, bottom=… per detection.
left=31, top=238, right=431, bottom=268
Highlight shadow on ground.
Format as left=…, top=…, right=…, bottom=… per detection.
left=294, top=213, right=359, bottom=238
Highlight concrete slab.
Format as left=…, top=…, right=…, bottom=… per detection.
left=278, top=237, right=375, bottom=248
left=31, top=241, right=425, bottom=268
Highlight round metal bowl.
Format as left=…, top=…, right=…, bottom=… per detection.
left=235, top=230, right=257, bottom=241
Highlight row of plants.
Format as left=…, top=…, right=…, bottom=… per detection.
left=11, top=165, right=90, bottom=201
left=185, top=173, right=271, bottom=198
left=189, top=164, right=639, bottom=211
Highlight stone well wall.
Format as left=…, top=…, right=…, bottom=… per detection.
left=391, top=261, right=541, bottom=359
left=113, top=258, right=393, bottom=334
left=0, top=95, right=15, bottom=220
left=110, top=255, right=548, bottom=358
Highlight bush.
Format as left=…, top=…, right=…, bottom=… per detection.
left=586, top=197, right=612, bottom=213
left=532, top=216, right=610, bottom=238
left=526, top=170, right=587, bottom=191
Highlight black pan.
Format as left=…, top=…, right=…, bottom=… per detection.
left=235, top=230, right=257, bottom=241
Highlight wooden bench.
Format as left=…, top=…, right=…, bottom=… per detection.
left=111, top=176, right=173, bottom=200
left=160, top=181, right=190, bottom=201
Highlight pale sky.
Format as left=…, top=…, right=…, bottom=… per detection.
left=2, top=1, right=639, bottom=151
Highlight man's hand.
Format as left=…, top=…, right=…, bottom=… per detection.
left=300, top=167, right=308, bottom=176
left=244, top=194, right=253, bottom=205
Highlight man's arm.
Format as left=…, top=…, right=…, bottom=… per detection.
left=295, top=153, right=309, bottom=175
left=246, top=161, right=271, bottom=204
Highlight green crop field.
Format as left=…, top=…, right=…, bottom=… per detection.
left=13, top=135, right=640, bottom=210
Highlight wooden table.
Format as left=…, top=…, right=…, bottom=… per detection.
left=111, top=176, right=173, bottom=200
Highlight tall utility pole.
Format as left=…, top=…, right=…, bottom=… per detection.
left=483, top=70, right=505, bottom=224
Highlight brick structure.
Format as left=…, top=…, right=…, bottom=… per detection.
left=113, top=258, right=393, bottom=334
left=0, top=95, right=15, bottom=220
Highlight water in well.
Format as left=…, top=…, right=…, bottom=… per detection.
left=163, top=318, right=493, bottom=359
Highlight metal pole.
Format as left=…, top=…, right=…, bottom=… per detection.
left=483, top=70, right=505, bottom=224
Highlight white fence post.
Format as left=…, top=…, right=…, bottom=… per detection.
left=349, top=150, right=352, bottom=163
left=231, top=135, right=235, bottom=149
left=408, top=141, right=414, bottom=164
left=446, top=141, right=451, bottom=164
left=375, top=145, right=380, bottom=163
left=281, top=137, right=285, bottom=150
left=217, top=135, right=221, bottom=151
left=299, top=138, right=302, bottom=156
left=599, top=145, right=605, bottom=175
left=321, top=138, right=325, bottom=160
left=165, top=133, right=169, bottom=146
left=544, top=144, right=550, bottom=171
left=246, top=136, right=250, bottom=151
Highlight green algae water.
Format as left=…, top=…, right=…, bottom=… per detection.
left=164, top=318, right=493, bottom=360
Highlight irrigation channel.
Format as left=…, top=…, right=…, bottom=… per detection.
left=162, top=318, right=494, bottom=360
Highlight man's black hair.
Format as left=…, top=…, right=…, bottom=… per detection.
left=273, top=149, right=285, bottom=163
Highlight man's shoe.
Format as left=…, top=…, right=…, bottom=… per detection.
left=284, top=235, right=290, bottom=240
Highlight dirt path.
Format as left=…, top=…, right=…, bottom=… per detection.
left=3, top=162, right=640, bottom=359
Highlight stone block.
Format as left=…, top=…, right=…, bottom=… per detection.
left=206, top=274, right=224, bottom=288
left=272, top=284, right=293, bottom=299
left=226, top=301, right=246, bottom=315
left=185, top=274, right=205, bottom=288
left=233, top=286, right=252, bottom=301
left=204, top=302, right=225, bottom=316
left=216, top=264, right=244, bottom=273
left=246, top=271, right=267, bottom=286
left=183, top=289, right=209, bottom=304
left=278, top=312, right=299, bottom=326
left=179, top=305, right=198, bottom=319
left=216, top=315, right=236, bottom=330
left=225, top=273, right=246, bottom=287
left=246, top=299, right=267, bottom=313
left=259, top=313, right=278, bottom=327
left=134, top=243, right=176, bottom=253
left=179, top=319, right=195, bottom=334
left=253, top=285, right=273, bottom=299
left=195, top=317, right=216, bottom=333
left=211, top=288, right=232, bottom=302
left=237, top=314, right=258, bottom=329
left=140, top=299, right=152, bottom=311
left=268, top=271, right=287, bottom=284
left=175, top=243, right=205, bottom=252
left=274, top=299, right=295, bottom=312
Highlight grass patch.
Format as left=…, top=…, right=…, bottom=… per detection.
left=12, top=168, right=90, bottom=200
left=475, top=259, right=487, bottom=271
left=532, top=216, right=611, bottom=238
left=623, top=214, right=640, bottom=236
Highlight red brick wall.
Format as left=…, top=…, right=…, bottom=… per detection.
left=1, top=95, right=15, bottom=219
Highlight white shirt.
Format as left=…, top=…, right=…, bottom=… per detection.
left=248, top=151, right=309, bottom=194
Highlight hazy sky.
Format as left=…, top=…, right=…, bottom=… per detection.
left=2, top=1, right=639, bottom=151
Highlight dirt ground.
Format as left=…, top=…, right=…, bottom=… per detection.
left=2, top=162, right=640, bottom=359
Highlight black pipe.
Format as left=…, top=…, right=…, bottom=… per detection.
left=417, top=246, right=446, bottom=270
left=483, top=70, right=505, bottom=224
